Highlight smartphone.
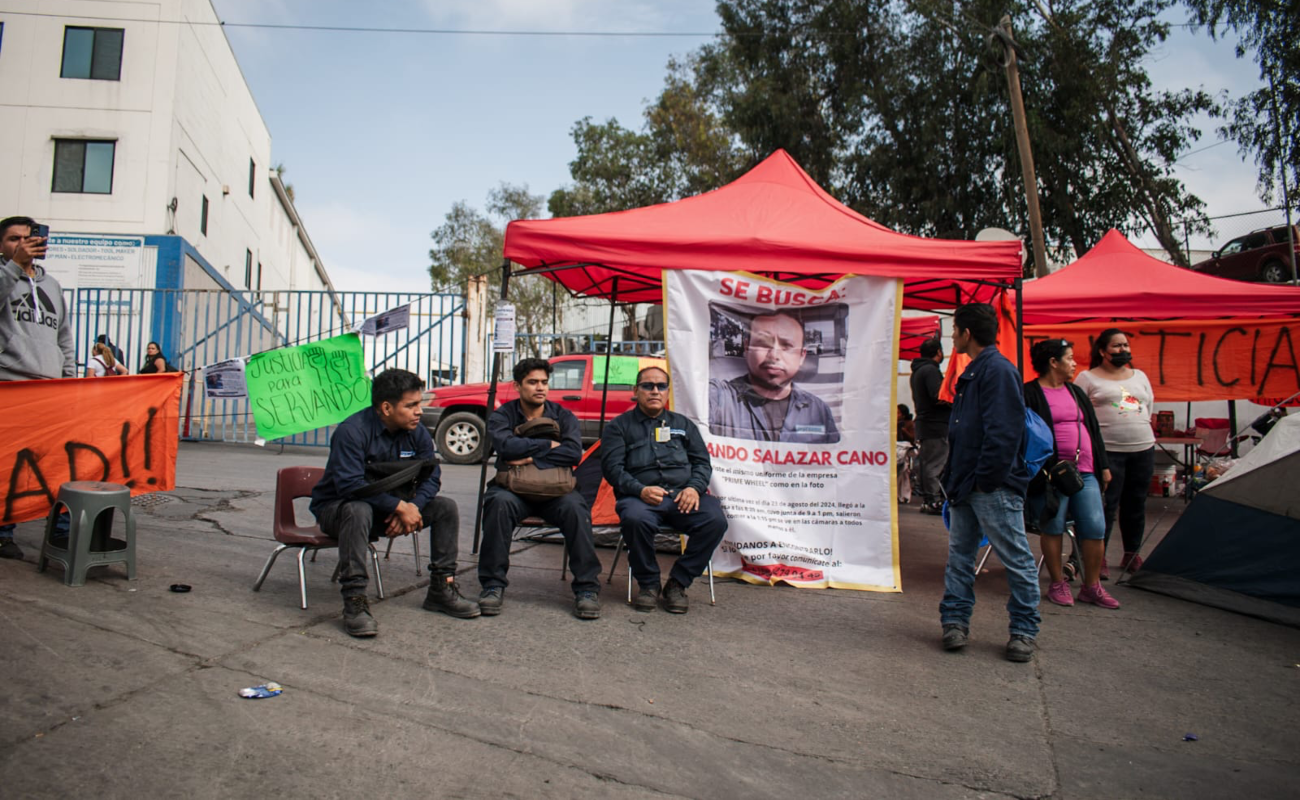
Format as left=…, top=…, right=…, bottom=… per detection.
left=32, top=223, right=49, bottom=241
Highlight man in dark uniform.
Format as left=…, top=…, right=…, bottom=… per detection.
left=601, top=366, right=727, bottom=614
left=478, top=357, right=602, bottom=620
left=310, top=369, right=478, bottom=637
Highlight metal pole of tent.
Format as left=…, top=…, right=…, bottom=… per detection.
left=1228, top=400, right=1238, bottom=458
left=472, top=259, right=511, bottom=555
left=1013, top=279, right=1024, bottom=373
left=597, top=277, right=619, bottom=438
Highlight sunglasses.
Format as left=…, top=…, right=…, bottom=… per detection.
left=637, top=381, right=669, bottom=392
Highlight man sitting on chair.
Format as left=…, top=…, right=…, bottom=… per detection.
left=601, top=366, right=727, bottom=614
left=478, top=357, right=602, bottom=620
left=310, top=368, right=479, bottom=637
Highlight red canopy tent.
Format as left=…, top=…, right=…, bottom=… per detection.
left=503, top=150, right=1022, bottom=307
left=900, top=315, right=942, bottom=360
left=1019, top=229, right=1300, bottom=405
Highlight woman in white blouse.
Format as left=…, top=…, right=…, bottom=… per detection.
left=1073, top=330, right=1156, bottom=578
left=85, top=342, right=128, bottom=378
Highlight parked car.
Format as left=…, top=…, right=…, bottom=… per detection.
left=421, top=354, right=665, bottom=464
left=1190, top=225, right=1299, bottom=283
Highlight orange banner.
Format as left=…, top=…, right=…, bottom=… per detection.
left=1, top=374, right=182, bottom=524
left=1023, top=319, right=1300, bottom=403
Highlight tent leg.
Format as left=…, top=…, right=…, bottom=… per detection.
left=597, top=277, right=618, bottom=439
left=1228, top=400, right=1238, bottom=458
left=472, top=259, right=510, bottom=555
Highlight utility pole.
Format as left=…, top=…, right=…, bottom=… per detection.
left=996, top=16, right=1050, bottom=278
left=1268, top=71, right=1297, bottom=283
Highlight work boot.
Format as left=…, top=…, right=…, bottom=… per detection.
left=478, top=587, right=504, bottom=616
left=573, top=591, right=601, bottom=620
left=343, top=596, right=378, bottom=638
left=423, top=576, right=481, bottom=618
left=1005, top=634, right=1036, bottom=663
left=633, top=582, right=660, bottom=612
left=941, top=624, right=969, bottom=651
left=662, top=578, right=689, bottom=614
left=0, top=540, right=23, bottom=560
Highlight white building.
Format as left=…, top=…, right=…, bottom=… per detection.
left=0, top=0, right=333, bottom=296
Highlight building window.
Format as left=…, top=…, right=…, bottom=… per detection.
left=200, top=195, right=209, bottom=236
left=52, top=139, right=115, bottom=194
left=1, top=22, right=6, bottom=55
left=244, top=249, right=253, bottom=289
left=256, top=262, right=263, bottom=291
left=248, top=159, right=255, bottom=198
left=60, top=27, right=124, bottom=81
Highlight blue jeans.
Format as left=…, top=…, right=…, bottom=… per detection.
left=1029, top=473, right=1106, bottom=540
left=940, top=487, right=1041, bottom=638
left=0, top=513, right=70, bottom=540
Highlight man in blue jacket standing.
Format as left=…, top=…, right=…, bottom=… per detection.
left=938, top=303, right=1040, bottom=662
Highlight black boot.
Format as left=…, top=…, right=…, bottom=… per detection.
left=343, top=596, right=378, bottom=637
left=423, top=576, right=481, bottom=618
left=662, top=578, right=689, bottom=614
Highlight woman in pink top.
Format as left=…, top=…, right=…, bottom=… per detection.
left=1023, top=339, right=1119, bottom=609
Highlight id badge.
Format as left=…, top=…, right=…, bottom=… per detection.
left=654, top=425, right=671, bottom=443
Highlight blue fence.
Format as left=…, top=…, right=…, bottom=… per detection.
left=66, top=288, right=466, bottom=446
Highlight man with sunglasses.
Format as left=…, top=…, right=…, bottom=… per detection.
left=601, top=367, right=727, bottom=613
left=709, top=311, right=839, bottom=444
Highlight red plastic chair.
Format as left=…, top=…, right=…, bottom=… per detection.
left=252, top=466, right=385, bottom=609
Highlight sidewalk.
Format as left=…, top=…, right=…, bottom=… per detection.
left=1, top=441, right=1297, bottom=798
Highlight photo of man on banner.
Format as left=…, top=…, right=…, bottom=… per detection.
left=666, top=270, right=902, bottom=591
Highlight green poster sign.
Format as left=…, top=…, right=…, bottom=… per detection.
left=246, top=333, right=371, bottom=441
left=591, top=356, right=642, bottom=386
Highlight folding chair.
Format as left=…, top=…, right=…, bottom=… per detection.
left=975, top=523, right=1078, bottom=580
left=252, top=467, right=386, bottom=610
left=512, top=515, right=574, bottom=579
left=382, top=526, right=422, bottom=576
left=607, top=529, right=716, bottom=605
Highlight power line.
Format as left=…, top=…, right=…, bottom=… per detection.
left=0, top=10, right=726, bottom=37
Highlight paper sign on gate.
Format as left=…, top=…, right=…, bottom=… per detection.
left=664, top=270, right=902, bottom=591
left=358, top=304, right=411, bottom=337
left=203, top=358, right=248, bottom=399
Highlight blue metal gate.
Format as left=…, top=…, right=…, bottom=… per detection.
left=65, top=288, right=466, bottom=446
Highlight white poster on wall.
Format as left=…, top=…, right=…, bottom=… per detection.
left=664, top=270, right=902, bottom=591
left=40, top=234, right=145, bottom=289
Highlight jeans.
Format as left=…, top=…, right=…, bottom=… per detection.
left=916, top=438, right=949, bottom=506
left=316, top=496, right=459, bottom=598
left=0, top=513, right=70, bottom=540
left=1103, top=447, right=1154, bottom=553
left=940, top=487, right=1041, bottom=638
left=615, top=493, right=727, bottom=590
left=1028, top=473, right=1107, bottom=540
left=478, top=486, right=601, bottom=594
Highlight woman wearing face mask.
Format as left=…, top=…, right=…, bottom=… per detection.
left=1024, top=339, right=1117, bottom=608
left=1073, top=330, right=1156, bottom=577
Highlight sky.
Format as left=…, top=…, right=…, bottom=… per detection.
left=209, top=0, right=1277, bottom=292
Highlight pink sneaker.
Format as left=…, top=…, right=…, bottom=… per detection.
left=1078, top=583, right=1121, bottom=609
left=1046, top=580, right=1074, bottom=606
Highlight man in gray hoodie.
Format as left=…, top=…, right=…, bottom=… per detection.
left=1, top=216, right=77, bottom=558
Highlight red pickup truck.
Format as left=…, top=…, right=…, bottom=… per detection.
left=421, top=354, right=666, bottom=464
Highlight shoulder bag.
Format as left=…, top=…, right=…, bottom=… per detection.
left=495, top=416, right=576, bottom=501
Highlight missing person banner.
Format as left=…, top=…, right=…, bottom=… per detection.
left=665, top=270, right=902, bottom=591
left=1, top=374, right=183, bottom=524
left=245, top=333, right=371, bottom=441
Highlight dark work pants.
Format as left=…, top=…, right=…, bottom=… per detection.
left=479, top=486, right=601, bottom=594
left=316, top=495, right=459, bottom=599
left=614, top=493, right=727, bottom=590
left=1102, top=447, right=1155, bottom=555
left=916, top=437, right=949, bottom=506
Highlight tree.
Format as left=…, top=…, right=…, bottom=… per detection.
left=429, top=183, right=557, bottom=355
left=1186, top=0, right=1300, bottom=204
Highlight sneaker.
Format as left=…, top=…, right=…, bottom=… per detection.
left=478, top=587, right=505, bottom=616
left=0, top=540, right=22, bottom=560
left=662, top=578, right=689, bottom=614
left=1120, top=552, right=1144, bottom=572
left=633, top=583, right=660, bottom=612
left=919, top=502, right=944, bottom=516
left=573, top=591, right=601, bottom=620
left=1099, top=561, right=1110, bottom=581
left=941, top=624, right=969, bottom=651
left=423, top=577, right=481, bottom=618
left=1046, top=580, right=1075, bottom=606
left=1077, top=583, right=1121, bottom=609
left=343, top=596, right=378, bottom=637
left=1005, top=634, right=1036, bottom=662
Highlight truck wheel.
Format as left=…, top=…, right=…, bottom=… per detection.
left=435, top=412, right=486, bottom=464
left=1261, top=260, right=1290, bottom=283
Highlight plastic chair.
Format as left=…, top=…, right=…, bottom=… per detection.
left=607, top=530, right=716, bottom=605
left=37, top=481, right=136, bottom=586
left=252, top=467, right=385, bottom=610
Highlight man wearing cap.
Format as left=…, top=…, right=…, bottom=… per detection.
left=602, top=366, right=727, bottom=613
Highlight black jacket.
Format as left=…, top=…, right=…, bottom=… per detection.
left=600, top=407, right=712, bottom=500
left=909, top=357, right=950, bottom=439
left=1022, top=380, right=1109, bottom=496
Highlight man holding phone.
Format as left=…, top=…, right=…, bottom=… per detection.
left=600, top=366, right=727, bottom=614
left=0, top=216, right=77, bottom=559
